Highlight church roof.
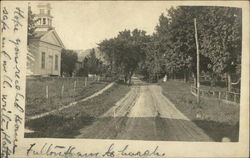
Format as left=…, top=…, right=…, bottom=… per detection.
left=33, top=31, right=48, bottom=39
left=30, top=29, right=65, bottom=48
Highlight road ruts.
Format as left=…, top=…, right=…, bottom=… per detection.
left=76, top=78, right=212, bottom=141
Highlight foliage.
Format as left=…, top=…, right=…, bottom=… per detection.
left=28, top=6, right=38, bottom=43
left=98, top=29, right=150, bottom=84
left=142, top=35, right=163, bottom=82
left=27, top=6, right=38, bottom=75
left=61, top=49, right=78, bottom=76
left=199, top=7, right=242, bottom=75
left=76, top=48, right=107, bottom=76
left=147, top=6, right=241, bottom=88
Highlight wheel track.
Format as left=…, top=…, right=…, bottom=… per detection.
left=76, top=79, right=212, bottom=141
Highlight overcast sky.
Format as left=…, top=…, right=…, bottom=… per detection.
left=31, top=1, right=173, bottom=50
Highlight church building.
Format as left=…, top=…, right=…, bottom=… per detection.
left=28, top=3, right=65, bottom=76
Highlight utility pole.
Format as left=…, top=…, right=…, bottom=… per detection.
left=194, top=18, right=200, bottom=104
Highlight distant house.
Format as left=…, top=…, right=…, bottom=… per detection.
left=28, top=3, right=65, bottom=76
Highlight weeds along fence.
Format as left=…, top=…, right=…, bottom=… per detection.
left=191, top=86, right=240, bottom=105
left=26, top=76, right=115, bottom=100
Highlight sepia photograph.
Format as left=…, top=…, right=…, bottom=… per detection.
left=1, top=1, right=249, bottom=158
left=23, top=2, right=242, bottom=142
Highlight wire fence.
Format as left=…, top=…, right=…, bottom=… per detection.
left=26, top=76, right=116, bottom=100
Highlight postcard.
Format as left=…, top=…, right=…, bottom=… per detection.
left=1, top=1, right=249, bottom=158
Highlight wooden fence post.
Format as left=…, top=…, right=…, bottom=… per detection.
left=46, top=85, right=49, bottom=99
left=74, top=80, right=76, bottom=92
left=61, top=84, right=64, bottom=97
left=234, top=93, right=237, bottom=103
left=85, top=77, right=87, bottom=87
left=218, top=91, right=221, bottom=99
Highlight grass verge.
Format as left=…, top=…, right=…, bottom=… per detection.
left=25, top=82, right=131, bottom=138
left=26, top=81, right=109, bottom=117
left=159, top=80, right=239, bottom=142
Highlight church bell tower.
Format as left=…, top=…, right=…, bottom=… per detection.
left=35, top=3, right=54, bottom=31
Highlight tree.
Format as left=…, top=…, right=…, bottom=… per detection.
left=98, top=29, right=150, bottom=84
left=158, top=7, right=213, bottom=82
left=198, top=7, right=242, bottom=91
left=153, top=6, right=241, bottom=89
left=61, top=49, right=78, bottom=76
left=27, top=5, right=38, bottom=75
left=138, top=34, right=164, bottom=82
left=78, top=48, right=104, bottom=76
left=28, top=6, right=37, bottom=43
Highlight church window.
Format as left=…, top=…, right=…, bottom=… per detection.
left=41, top=52, right=45, bottom=69
left=55, top=55, right=58, bottom=70
left=43, top=18, right=46, bottom=24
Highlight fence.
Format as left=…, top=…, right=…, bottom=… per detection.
left=26, top=76, right=116, bottom=100
left=191, top=86, right=240, bottom=104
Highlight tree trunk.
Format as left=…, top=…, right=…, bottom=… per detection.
left=227, top=73, right=232, bottom=92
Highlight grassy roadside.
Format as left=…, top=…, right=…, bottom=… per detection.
left=159, top=80, right=240, bottom=142
left=26, top=81, right=109, bottom=117
left=25, top=82, right=131, bottom=138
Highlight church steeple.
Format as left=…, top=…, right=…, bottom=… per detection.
left=35, top=3, right=53, bottom=31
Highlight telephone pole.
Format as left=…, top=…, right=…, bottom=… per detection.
left=194, top=18, right=200, bottom=104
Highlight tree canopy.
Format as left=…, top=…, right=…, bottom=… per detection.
left=98, top=29, right=150, bottom=84
left=77, top=48, right=105, bottom=76
left=144, top=6, right=241, bottom=90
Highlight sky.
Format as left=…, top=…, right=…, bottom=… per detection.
left=31, top=1, right=173, bottom=50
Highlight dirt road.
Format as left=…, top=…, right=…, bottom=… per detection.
left=76, top=78, right=212, bottom=141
